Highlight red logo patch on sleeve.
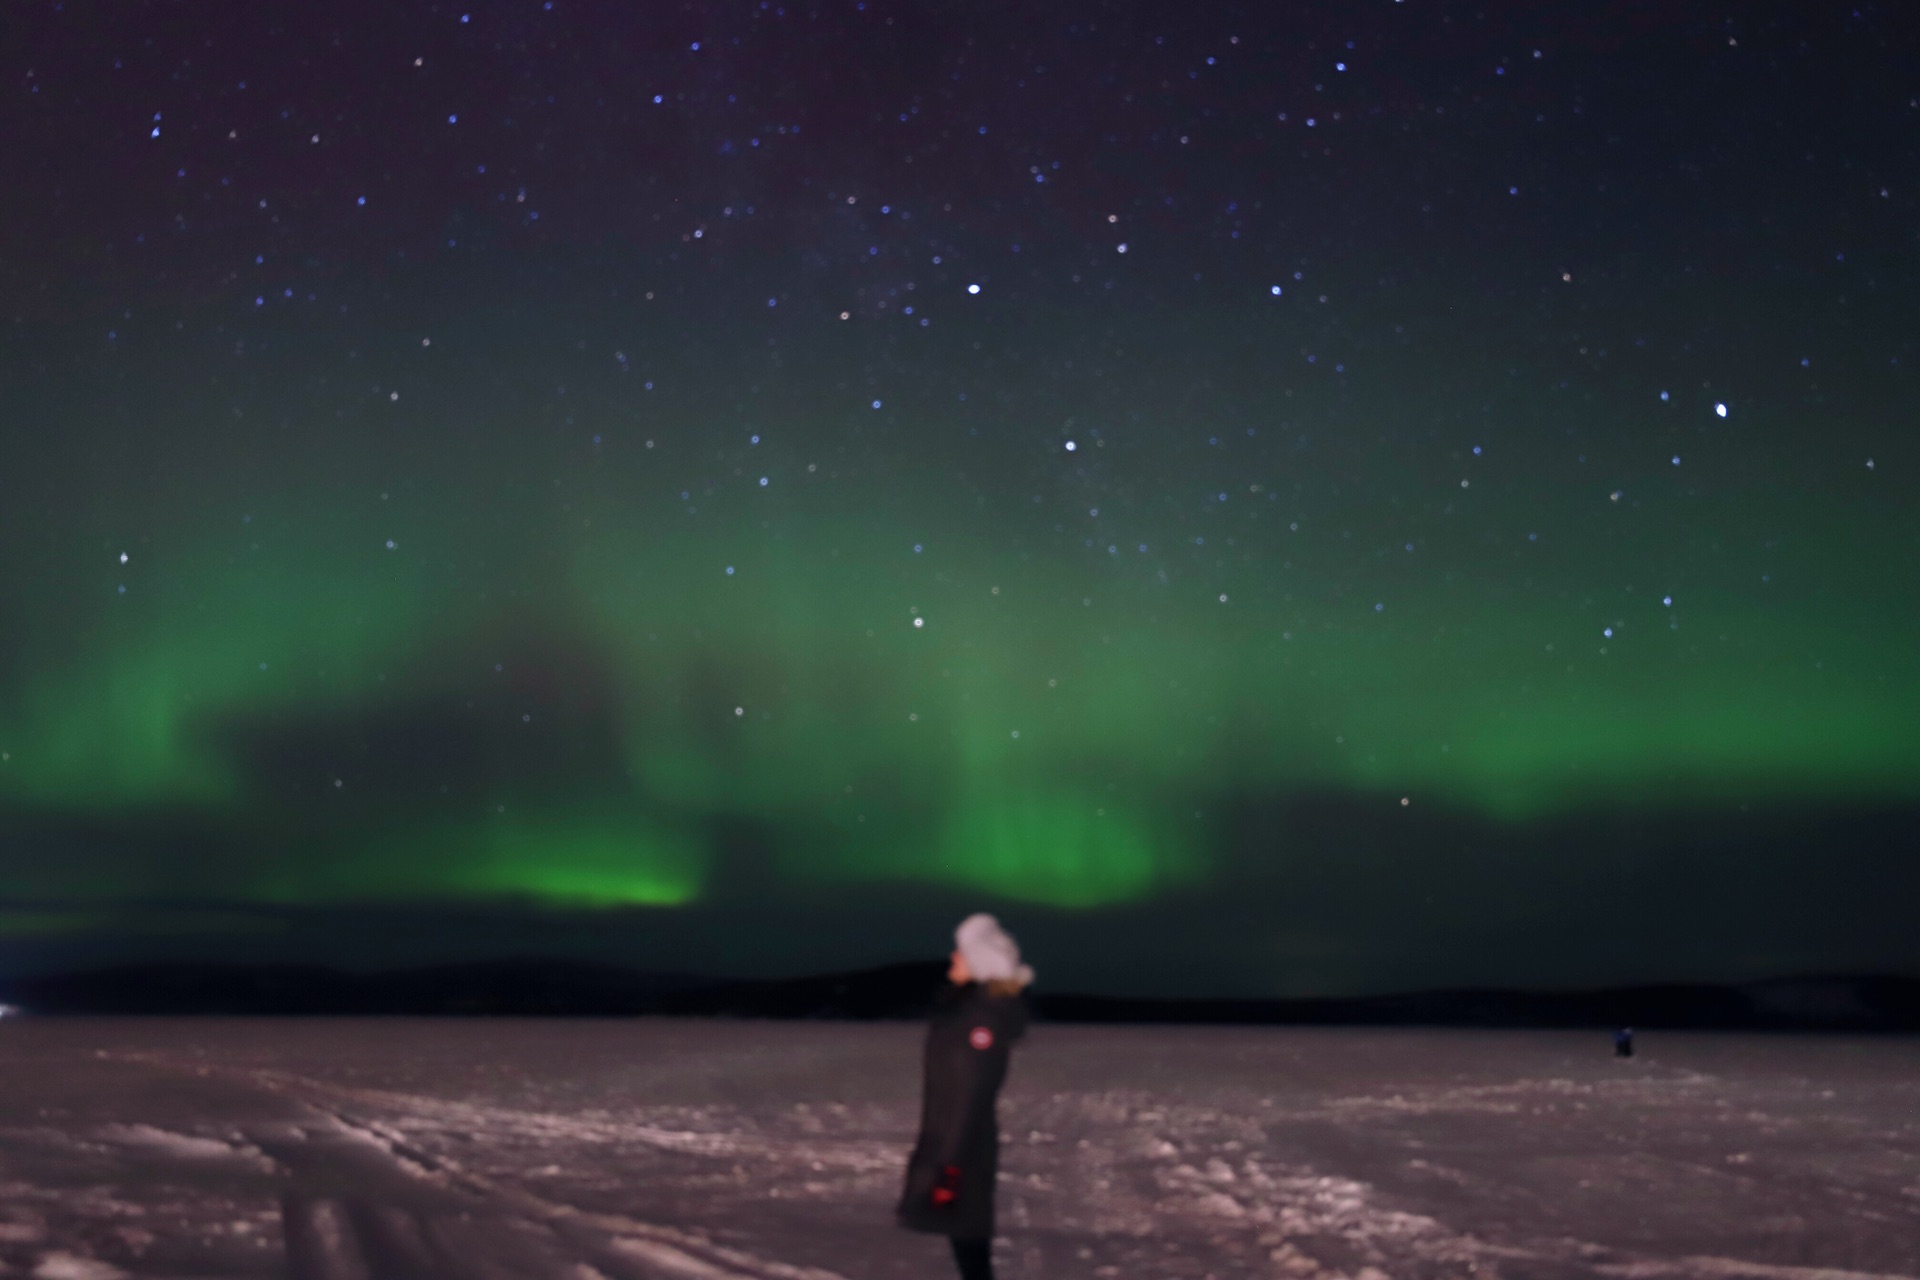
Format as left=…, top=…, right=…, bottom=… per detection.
left=968, top=1025, right=994, bottom=1050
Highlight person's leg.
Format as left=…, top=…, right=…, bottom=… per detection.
left=949, top=1236, right=993, bottom=1280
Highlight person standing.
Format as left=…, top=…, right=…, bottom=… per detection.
left=897, top=913, right=1034, bottom=1280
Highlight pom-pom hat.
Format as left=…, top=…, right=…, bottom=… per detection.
left=956, top=913, right=1034, bottom=987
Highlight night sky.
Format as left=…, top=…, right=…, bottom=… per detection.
left=2, top=0, right=1916, bottom=998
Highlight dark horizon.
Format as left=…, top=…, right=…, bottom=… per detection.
left=5, top=789, right=1915, bottom=998
left=7, top=952, right=1919, bottom=1034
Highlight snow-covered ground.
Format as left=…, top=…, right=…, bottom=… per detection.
left=0, top=1019, right=1913, bottom=1279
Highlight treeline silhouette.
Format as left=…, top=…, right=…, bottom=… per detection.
left=3, top=960, right=1917, bottom=1029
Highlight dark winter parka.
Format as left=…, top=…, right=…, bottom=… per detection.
left=896, top=981, right=1029, bottom=1241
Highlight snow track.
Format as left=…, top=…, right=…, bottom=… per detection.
left=0, top=1025, right=1910, bottom=1280
left=113, top=1050, right=849, bottom=1280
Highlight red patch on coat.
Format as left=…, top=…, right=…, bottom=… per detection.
left=969, top=1025, right=994, bottom=1050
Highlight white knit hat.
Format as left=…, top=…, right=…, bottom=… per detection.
left=956, top=913, right=1035, bottom=986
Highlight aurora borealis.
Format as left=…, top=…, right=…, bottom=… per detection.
left=2, top=0, right=1915, bottom=996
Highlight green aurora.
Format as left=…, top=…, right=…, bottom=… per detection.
left=5, top=0, right=1917, bottom=997
left=4, top=353, right=1913, bottom=921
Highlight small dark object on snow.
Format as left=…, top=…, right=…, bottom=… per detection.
left=1614, top=1027, right=1634, bottom=1058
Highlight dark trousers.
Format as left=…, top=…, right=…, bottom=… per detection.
left=951, top=1237, right=993, bottom=1280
